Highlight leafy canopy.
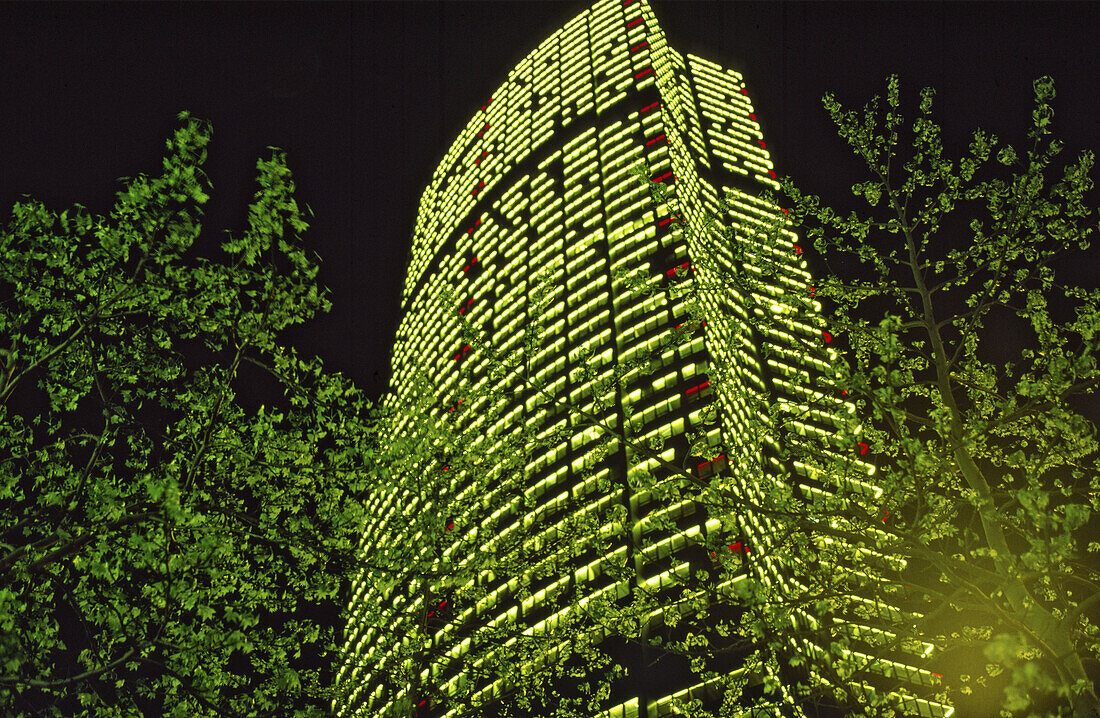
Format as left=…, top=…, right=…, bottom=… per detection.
left=1, top=111, right=376, bottom=717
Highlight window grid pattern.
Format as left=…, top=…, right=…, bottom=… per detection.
left=336, top=1, right=952, bottom=717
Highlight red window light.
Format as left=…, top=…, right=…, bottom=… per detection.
left=780, top=208, right=789, bottom=215
left=792, top=244, right=802, bottom=256
left=639, top=100, right=659, bottom=113
left=932, top=673, right=943, bottom=678
left=645, top=132, right=666, bottom=146
left=466, top=219, right=482, bottom=235
left=685, top=380, right=711, bottom=395
left=882, top=509, right=890, bottom=523
left=740, top=87, right=748, bottom=95
left=480, top=97, right=493, bottom=112
left=477, top=122, right=489, bottom=137
left=626, top=17, right=643, bottom=29
left=821, top=330, right=833, bottom=344
left=458, top=297, right=475, bottom=314
left=808, top=286, right=815, bottom=297
left=461, top=256, right=479, bottom=273
left=453, top=344, right=471, bottom=361
left=653, top=171, right=674, bottom=183
left=768, top=170, right=777, bottom=179
left=858, top=442, right=869, bottom=456
left=635, top=67, right=654, bottom=80
left=426, top=599, right=447, bottom=620
left=711, top=541, right=750, bottom=558
left=697, top=454, right=726, bottom=469
left=415, top=688, right=445, bottom=712
left=666, top=261, right=691, bottom=277
left=758, top=140, right=766, bottom=149
left=841, top=388, right=849, bottom=396
left=630, top=40, right=648, bottom=52
left=472, top=180, right=484, bottom=197
left=475, top=150, right=488, bottom=165
left=749, top=113, right=757, bottom=121
left=674, top=321, right=706, bottom=330
left=658, top=214, right=684, bottom=227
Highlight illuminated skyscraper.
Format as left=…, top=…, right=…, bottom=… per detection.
left=335, top=0, right=952, bottom=716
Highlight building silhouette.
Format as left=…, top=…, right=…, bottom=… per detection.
left=334, top=0, right=953, bottom=716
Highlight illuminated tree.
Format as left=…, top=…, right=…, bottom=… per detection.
left=619, top=75, right=1100, bottom=717
left=334, top=276, right=641, bottom=718
left=0, top=112, right=376, bottom=717
left=341, top=75, right=1098, bottom=718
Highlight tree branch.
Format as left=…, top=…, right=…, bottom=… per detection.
left=0, top=646, right=136, bottom=689
left=182, top=340, right=246, bottom=495
left=0, top=510, right=159, bottom=576
left=0, top=253, right=148, bottom=406
left=1066, top=588, right=1100, bottom=627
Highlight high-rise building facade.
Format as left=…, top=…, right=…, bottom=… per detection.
left=335, top=1, right=952, bottom=716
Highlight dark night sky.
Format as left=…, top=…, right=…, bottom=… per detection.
left=3, top=4, right=1098, bottom=713
left=2, top=1, right=1097, bottom=406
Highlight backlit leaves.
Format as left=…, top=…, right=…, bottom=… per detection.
left=612, top=74, right=1100, bottom=717
left=0, top=115, right=371, bottom=716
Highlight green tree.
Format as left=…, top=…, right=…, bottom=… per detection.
left=340, top=181, right=807, bottom=717
left=617, top=75, right=1100, bottom=716
left=0, top=108, right=632, bottom=718
left=331, top=269, right=644, bottom=718
left=334, top=76, right=1098, bottom=718
left=0, top=112, right=378, bottom=717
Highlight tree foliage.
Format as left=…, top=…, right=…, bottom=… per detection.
left=619, top=74, right=1100, bottom=716
left=0, top=112, right=377, bottom=717
left=330, top=267, right=647, bottom=717
left=350, top=74, right=1100, bottom=718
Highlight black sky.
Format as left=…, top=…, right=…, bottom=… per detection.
left=2, top=1, right=1097, bottom=406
